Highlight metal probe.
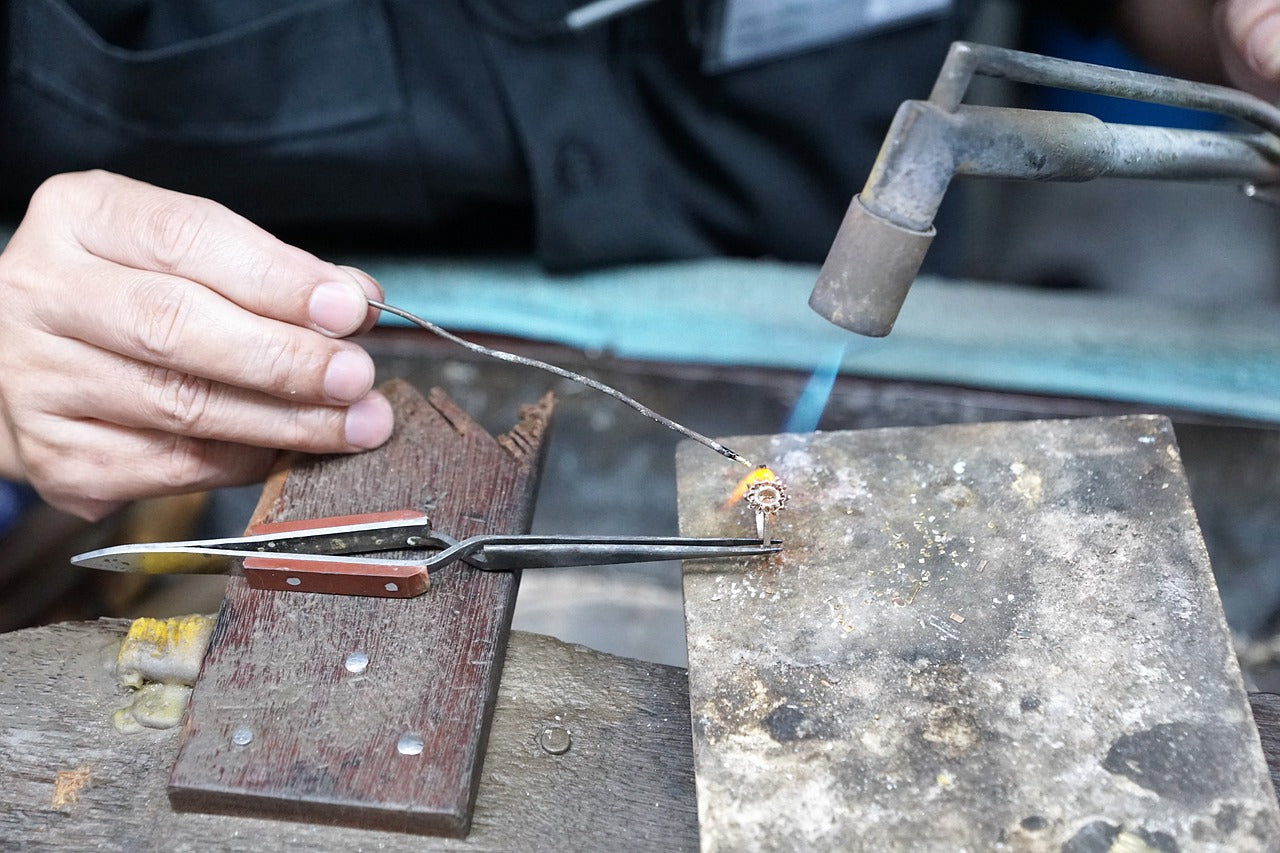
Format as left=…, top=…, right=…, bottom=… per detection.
left=367, top=299, right=757, bottom=469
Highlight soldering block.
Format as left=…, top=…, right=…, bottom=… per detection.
left=678, top=415, right=1280, bottom=851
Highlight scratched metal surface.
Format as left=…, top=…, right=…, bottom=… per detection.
left=678, top=415, right=1280, bottom=851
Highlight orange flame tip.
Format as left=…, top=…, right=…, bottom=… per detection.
left=724, top=465, right=777, bottom=508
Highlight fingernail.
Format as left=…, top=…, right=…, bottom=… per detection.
left=309, top=282, right=367, bottom=336
left=345, top=394, right=394, bottom=449
left=324, top=350, right=375, bottom=403
left=338, top=266, right=385, bottom=332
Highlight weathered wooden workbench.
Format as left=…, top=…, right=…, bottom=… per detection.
left=0, top=621, right=697, bottom=851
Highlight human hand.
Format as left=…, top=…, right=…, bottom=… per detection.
left=0, top=170, right=395, bottom=520
left=1215, top=0, right=1280, bottom=100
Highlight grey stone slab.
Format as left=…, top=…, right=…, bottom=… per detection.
left=678, top=415, right=1280, bottom=851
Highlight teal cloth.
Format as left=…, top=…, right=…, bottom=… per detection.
left=360, top=257, right=1280, bottom=424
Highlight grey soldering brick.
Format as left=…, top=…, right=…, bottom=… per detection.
left=678, top=415, right=1280, bottom=851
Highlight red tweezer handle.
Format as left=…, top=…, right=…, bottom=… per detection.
left=241, top=509, right=429, bottom=598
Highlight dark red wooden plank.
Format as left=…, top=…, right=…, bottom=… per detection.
left=168, top=381, right=553, bottom=836
left=1250, top=693, right=1280, bottom=796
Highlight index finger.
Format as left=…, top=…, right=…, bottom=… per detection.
left=44, top=171, right=381, bottom=337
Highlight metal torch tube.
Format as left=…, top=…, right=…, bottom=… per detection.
left=812, top=99, right=1280, bottom=336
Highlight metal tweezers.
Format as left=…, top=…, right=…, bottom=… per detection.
left=71, top=509, right=780, bottom=598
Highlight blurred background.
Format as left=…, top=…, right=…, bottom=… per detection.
left=3, top=1, right=1279, bottom=686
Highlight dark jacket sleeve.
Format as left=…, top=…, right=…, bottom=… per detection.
left=1024, top=1, right=1116, bottom=34
left=2, top=0, right=979, bottom=269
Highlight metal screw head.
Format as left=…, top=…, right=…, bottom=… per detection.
left=539, top=725, right=572, bottom=755
left=285, top=577, right=302, bottom=587
left=231, top=726, right=253, bottom=746
left=397, top=733, right=424, bottom=756
left=384, top=582, right=399, bottom=592
left=344, top=651, right=369, bottom=674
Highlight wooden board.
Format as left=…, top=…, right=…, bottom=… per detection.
left=678, top=415, right=1280, bottom=850
left=2, top=622, right=1279, bottom=851
left=1251, top=692, right=1280, bottom=796
left=168, top=381, right=553, bottom=836
left=0, top=620, right=698, bottom=851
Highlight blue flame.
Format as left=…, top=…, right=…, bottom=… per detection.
left=784, top=346, right=846, bottom=433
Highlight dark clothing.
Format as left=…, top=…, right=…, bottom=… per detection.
left=1, top=0, right=982, bottom=269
